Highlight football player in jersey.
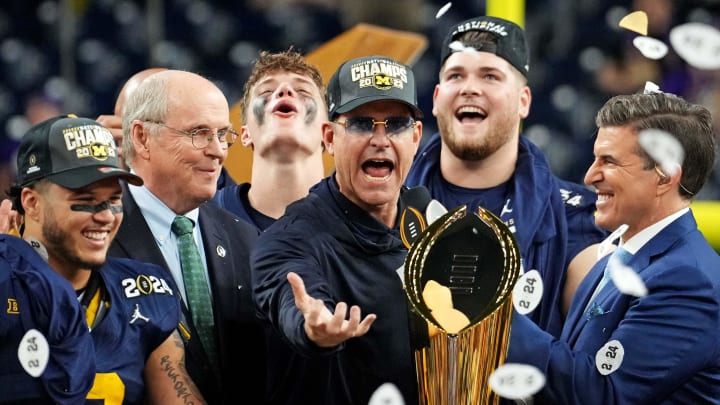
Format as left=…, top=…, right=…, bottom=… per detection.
left=1, top=233, right=95, bottom=404
left=405, top=16, right=608, bottom=335
left=6, top=114, right=205, bottom=404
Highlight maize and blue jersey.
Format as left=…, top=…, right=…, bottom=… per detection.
left=86, top=257, right=181, bottom=405
left=0, top=234, right=95, bottom=404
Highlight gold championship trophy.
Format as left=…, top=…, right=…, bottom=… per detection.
left=404, top=205, right=521, bottom=405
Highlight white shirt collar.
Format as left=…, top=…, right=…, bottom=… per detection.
left=621, top=207, right=689, bottom=254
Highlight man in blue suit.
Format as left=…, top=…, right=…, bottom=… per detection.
left=108, top=70, right=263, bottom=404
left=508, top=92, right=720, bottom=404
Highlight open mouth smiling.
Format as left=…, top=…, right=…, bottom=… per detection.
left=456, top=106, right=487, bottom=123
left=362, top=159, right=394, bottom=181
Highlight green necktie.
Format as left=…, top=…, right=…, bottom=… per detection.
left=171, top=216, right=219, bottom=372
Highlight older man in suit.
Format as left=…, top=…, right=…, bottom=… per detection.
left=508, top=92, right=720, bottom=404
left=108, top=70, right=262, bottom=404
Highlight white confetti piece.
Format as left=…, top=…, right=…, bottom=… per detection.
left=608, top=259, right=648, bottom=297
left=633, top=36, right=668, bottom=60
left=597, top=224, right=629, bottom=260
left=448, top=40, right=466, bottom=52
left=368, top=382, right=405, bottom=405
left=435, top=2, right=452, bottom=19
left=595, top=339, right=625, bottom=375
left=489, top=363, right=546, bottom=400
left=425, top=199, right=447, bottom=225
left=18, top=329, right=50, bottom=378
left=638, top=128, right=684, bottom=177
left=669, top=23, right=720, bottom=70
left=643, top=81, right=661, bottom=94
left=512, top=269, right=543, bottom=315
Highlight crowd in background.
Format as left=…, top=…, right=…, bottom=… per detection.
left=1, top=0, right=720, bottom=198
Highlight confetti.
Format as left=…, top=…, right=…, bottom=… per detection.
left=633, top=36, right=668, bottom=60
left=368, top=383, right=405, bottom=405
left=425, top=199, right=447, bottom=225
left=395, top=264, right=404, bottom=282
left=489, top=363, right=546, bottom=400
left=435, top=2, right=452, bottom=19
left=619, top=11, right=648, bottom=36
left=448, top=40, right=466, bottom=52
left=608, top=259, right=648, bottom=297
left=512, top=269, right=543, bottom=315
left=638, top=128, right=684, bottom=177
left=643, top=81, right=661, bottom=94
left=423, top=280, right=470, bottom=334
left=597, top=224, right=629, bottom=260
left=670, top=23, right=720, bottom=70
left=595, top=339, right=625, bottom=375
left=422, top=280, right=452, bottom=310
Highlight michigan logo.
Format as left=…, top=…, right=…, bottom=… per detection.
left=90, top=142, right=110, bottom=161
left=373, top=74, right=393, bottom=90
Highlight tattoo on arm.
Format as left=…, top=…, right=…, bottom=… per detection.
left=158, top=331, right=204, bottom=404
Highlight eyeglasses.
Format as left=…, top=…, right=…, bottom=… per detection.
left=335, top=116, right=416, bottom=137
left=146, top=121, right=238, bottom=149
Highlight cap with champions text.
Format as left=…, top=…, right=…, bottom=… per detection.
left=440, top=16, right=529, bottom=77
left=327, top=55, right=423, bottom=119
left=16, top=114, right=143, bottom=189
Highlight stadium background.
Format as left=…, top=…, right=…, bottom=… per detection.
left=1, top=0, right=719, bottom=204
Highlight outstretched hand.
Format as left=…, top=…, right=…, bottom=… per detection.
left=287, top=272, right=376, bottom=348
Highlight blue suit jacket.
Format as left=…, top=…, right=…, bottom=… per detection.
left=109, top=185, right=264, bottom=405
left=508, top=211, right=720, bottom=404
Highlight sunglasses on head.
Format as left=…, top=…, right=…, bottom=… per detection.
left=335, top=116, right=416, bottom=136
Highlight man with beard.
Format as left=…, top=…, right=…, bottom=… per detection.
left=405, top=16, right=607, bottom=336
left=6, top=114, right=204, bottom=404
left=212, top=49, right=326, bottom=231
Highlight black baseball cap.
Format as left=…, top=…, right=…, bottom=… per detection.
left=327, top=55, right=423, bottom=120
left=16, top=114, right=143, bottom=189
left=440, top=16, right=529, bottom=77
